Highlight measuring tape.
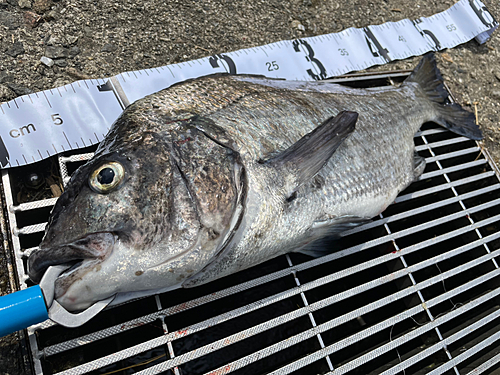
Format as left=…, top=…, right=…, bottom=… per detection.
left=0, top=0, right=497, bottom=169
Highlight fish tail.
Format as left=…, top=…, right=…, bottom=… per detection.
left=405, top=53, right=482, bottom=140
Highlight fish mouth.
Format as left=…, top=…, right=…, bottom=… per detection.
left=28, top=232, right=116, bottom=284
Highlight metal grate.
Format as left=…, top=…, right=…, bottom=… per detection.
left=3, top=71, right=500, bottom=375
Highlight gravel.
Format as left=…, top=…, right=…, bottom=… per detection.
left=0, top=0, right=498, bottom=373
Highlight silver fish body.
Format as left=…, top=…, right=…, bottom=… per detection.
left=28, top=55, right=481, bottom=311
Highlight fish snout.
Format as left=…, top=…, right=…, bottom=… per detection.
left=28, top=232, right=116, bottom=284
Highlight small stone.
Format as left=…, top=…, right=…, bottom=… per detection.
left=53, top=59, right=67, bottom=67
left=441, top=52, right=453, bottom=63
left=32, top=0, right=52, bottom=13
left=494, top=70, right=500, bottom=82
left=66, top=67, right=91, bottom=80
left=40, top=56, right=54, bottom=66
left=18, top=0, right=31, bottom=8
left=66, top=35, right=78, bottom=45
left=101, top=43, right=117, bottom=53
left=291, top=19, right=305, bottom=31
left=24, top=11, right=41, bottom=28
left=45, top=45, right=69, bottom=58
left=68, top=46, right=80, bottom=58
left=5, top=83, right=32, bottom=96
left=0, top=71, right=13, bottom=83
left=0, top=11, right=21, bottom=30
left=490, top=90, right=500, bottom=100
left=53, top=78, right=69, bottom=87
left=6, top=41, right=25, bottom=57
left=0, top=84, right=15, bottom=102
left=43, top=9, right=56, bottom=20
left=44, top=35, right=58, bottom=45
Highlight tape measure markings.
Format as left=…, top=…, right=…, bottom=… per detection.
left=0, top=0, right=497, bottom=169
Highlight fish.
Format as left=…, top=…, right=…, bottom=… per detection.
left=28, top=54, right=481, bottom=312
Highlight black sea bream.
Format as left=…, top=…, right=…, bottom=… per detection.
left=28, top=54, right=481, bottom=311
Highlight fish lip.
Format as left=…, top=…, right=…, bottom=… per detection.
left=54, top=258, right=103, bottom=304
left=28, top=231, right=116, bottom=284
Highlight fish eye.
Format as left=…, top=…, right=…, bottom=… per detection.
left=89, top=162, right=125, bottom=194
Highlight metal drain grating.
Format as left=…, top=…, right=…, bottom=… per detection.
left=3, top=71, right=500, bottom=375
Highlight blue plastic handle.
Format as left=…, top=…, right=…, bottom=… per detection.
left=0, top=285, right=48, bottom=336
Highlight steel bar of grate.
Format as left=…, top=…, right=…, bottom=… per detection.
left=285, top=254, right=335, bottom=371
left=415, top=136, right=471, bottom=151
left=53, top=229, right=500, bottom=375
left=198, top=251, right=500, bottom=375
left=414, top=130, right=462, bottom=375
left=380, top=308, right=500, bottom=375
left=419, top=159, right=486, bottom=180
left=281, top=285, right=500, bottom=375
left=483, top=147, right=500, bottom=177
left=394, top=171, right=495, bottom=204
left=57, top=155, right=70, bottom=185
left=465, top=351, right=500, bottom=375
left=2, top=170, right=28, bottom=289
left=58, top=153, right=94, bottom=163
left=154, top=295, right=181, bottom=375
left=13, top=223, right=48, bottom=236
left=42, top=308, right=181, bottom=356
left=10, top=197, right=59, bottom=212
left=22, top=247, right=38, bottom=258
left=426, top=326, right=500, bottom=375
left=424, top=146, right=480, bottom=163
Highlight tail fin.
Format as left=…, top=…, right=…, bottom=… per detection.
left=405, top=53, right=482, bottom=140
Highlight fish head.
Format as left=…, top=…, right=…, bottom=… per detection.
left=28, top=121, right=241, bottom=311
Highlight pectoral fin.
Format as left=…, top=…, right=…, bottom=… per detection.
left=263, top=111, right=358, bottom=196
